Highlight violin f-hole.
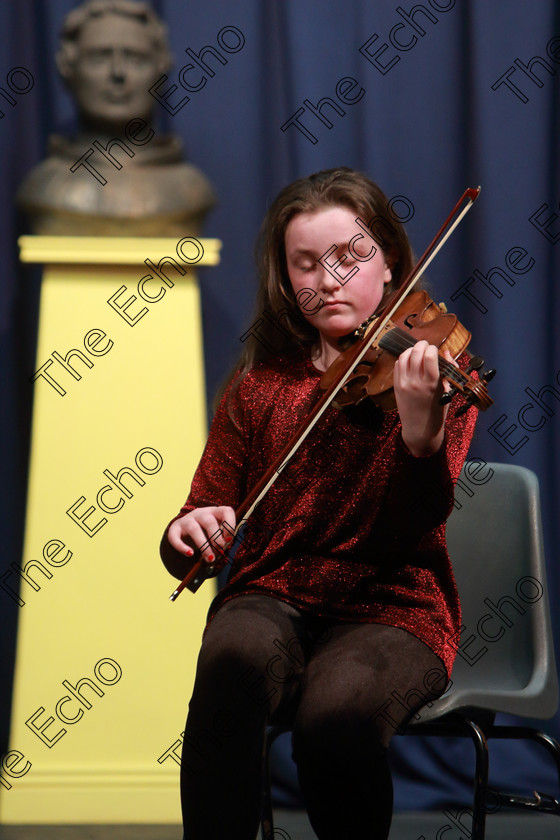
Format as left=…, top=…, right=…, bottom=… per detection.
left=403, top=313, right=418, bottom=329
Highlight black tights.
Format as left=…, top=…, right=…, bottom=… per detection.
left=181, top=594, right=444, bottom=840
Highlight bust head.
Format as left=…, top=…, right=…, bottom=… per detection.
left=18, top=0, right=216, bottom=235
left=56, top=0, right=172, bottom=133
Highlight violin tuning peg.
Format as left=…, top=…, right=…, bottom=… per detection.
left=465, top=355, right=484, bottom=374
left=482, top=369, right=496, bottom=383
left=439, top=387, right=458, bottom=406
left=455, top=400, right=475, bottom=417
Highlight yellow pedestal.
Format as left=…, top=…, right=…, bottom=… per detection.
left=0, top=236, right=220, bottom=823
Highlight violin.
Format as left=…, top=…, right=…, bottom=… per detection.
left=165, top=186, right=492, bottom=599
left=320, top=289, right=494, bottom=415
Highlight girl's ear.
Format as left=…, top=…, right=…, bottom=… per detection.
left=384, top=248, right=398, bottom=271
left=383, top=248, right=398, bottom=283
left=383, top=267, right=392, bottom=284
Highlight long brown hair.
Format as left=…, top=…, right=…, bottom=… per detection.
left=216, top=167, right=415, bottom=410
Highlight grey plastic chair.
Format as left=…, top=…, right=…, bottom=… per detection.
left=403, top=462, right=560, bottom=838
left=261, top=463, right=560, bottom=840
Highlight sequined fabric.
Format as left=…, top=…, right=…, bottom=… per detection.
left=169, top=352, right=478, bottom=678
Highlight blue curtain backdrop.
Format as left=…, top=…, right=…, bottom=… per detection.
left=1, top=0, right=559, bottom=813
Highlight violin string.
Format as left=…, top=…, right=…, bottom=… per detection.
left=378, top=328, right=470, bottom=386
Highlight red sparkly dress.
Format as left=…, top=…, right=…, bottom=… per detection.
left=168, top=352, right=477, bottom=678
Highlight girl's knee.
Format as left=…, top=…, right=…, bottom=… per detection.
left=292, top=705, right=387, bottom=766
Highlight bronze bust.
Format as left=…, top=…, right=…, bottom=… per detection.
left=17, top=0, right=215, bottom=235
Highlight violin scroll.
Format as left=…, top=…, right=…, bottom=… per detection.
left=320, top=290, right=495, bottom=415
left=441, top=354, right=496, bottom=416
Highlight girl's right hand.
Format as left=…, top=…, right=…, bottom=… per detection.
left=166, top=506, right=237, bottom=569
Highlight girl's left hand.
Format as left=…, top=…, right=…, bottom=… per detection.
left=393, top=341, right=456, bottom=457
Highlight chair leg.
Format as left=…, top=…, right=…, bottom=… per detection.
left=261, top=736, right=273, bottom=839
left=484, top=725, right=560, bottom=813
left=407, top=718, right=491, bottom=839
left=462, top=718, right=490, bottom=840
left=261, top=726, right=284, bottom=840
left=487, top=726, right=560, bottom=789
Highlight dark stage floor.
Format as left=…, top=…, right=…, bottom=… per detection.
left=1, top=809, right=559, bottom=839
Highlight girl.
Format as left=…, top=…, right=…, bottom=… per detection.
left=161, top=168, right=477, bottom=840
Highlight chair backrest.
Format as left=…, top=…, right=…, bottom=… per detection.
left=415, top=462, right=558, bottom=724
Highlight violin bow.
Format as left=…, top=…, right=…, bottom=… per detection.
left=169, top=186, right=481, bottom=600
